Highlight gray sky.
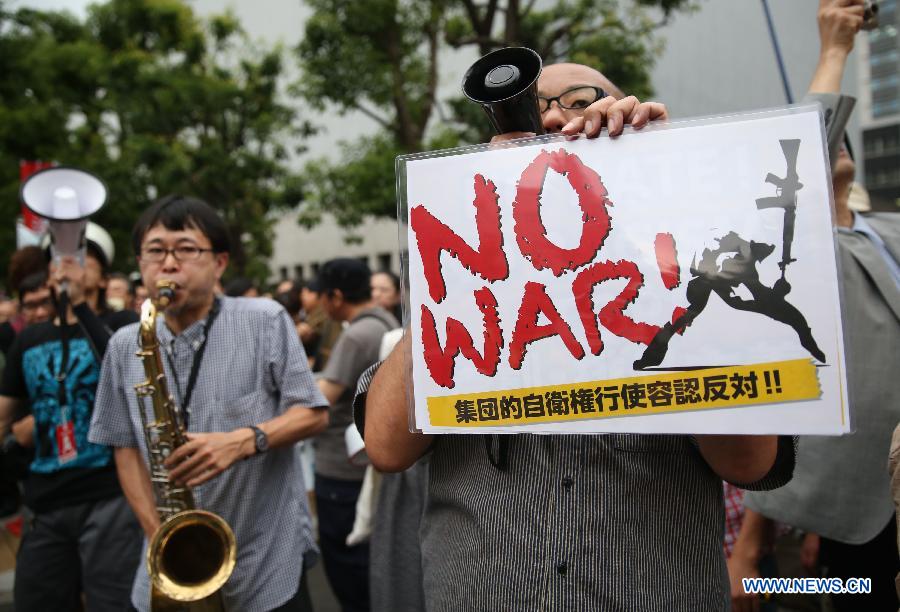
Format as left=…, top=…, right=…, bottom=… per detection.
left=10, top=1, right=861, bottom=158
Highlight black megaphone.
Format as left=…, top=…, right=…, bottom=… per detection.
left=463, top=47, right=544, bottom=135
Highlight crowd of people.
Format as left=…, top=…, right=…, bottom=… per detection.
left=0, top=1, right=896, bottom=611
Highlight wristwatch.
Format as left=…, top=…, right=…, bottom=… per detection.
left=248, top=425, right=269, bottom=455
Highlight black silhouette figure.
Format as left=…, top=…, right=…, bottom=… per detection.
left=633, top=231, right=827, bottom=369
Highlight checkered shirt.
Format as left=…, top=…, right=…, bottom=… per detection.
left=89, top=296, right=327, bottom=612
left=723, top=481, right=745, bottom=558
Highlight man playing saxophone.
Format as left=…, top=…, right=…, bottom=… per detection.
left=89, top=195, right=329, bottom=612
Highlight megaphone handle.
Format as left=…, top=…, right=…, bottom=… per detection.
left=55, top=287, right=71, bottom=388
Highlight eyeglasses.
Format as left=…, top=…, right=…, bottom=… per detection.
left=140, top=245, right=214, bottom=263
left=538, top=86, right=607, bottom=113
left=22, top=296, right=53, bottom=312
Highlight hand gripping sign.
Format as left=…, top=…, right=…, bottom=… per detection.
left=396, top=105, right=850, bottom=435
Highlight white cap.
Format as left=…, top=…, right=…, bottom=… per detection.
left=41, top=221, right=115, bottom=267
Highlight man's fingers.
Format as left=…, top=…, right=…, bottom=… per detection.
left=167, top=448, right=208, bottom=482
left=646, top=101, right=668, bottom=122
left=561, top=115, right=585, bottom=136
left=582, top=95, right=618, bottom=137
left=603, top=96, right=639, bottom=136
left=631, top=101, right=669, bottom=129
left=164, top=438, right=199, bottom=466
left=187, top=466, right=222, bottom=488
left=610, top=96, right=641, bottom=134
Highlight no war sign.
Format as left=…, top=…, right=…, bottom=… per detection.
left=398, top=105, right=849, bottom=435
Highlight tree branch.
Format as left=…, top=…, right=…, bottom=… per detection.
left=523, top=0, right=538, bottom=19
left=539, top=21, right=573, bottom=61
left=447, top=35, right=506, bottom=49
left=384, top=22, right=418, bottom=148
left=505, top=0, right=519, bottom=44
left=420, top=0, right=442, bottom=136
left=350, top=102, right=392, bottom=130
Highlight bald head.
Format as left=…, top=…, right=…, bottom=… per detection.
left=538, top=63, right=625, bottom=100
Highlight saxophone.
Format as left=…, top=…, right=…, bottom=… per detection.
left=135, top=280, right=237, bottom=612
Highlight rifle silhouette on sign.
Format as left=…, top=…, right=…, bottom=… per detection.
left=633, top=139, right=826, bottom=370
left=755, top=139, right=803, bottom=296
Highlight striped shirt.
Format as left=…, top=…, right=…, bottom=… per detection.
left=90, top=296, right=327, bottom=612
left=355, top=363, right=795, bottom=611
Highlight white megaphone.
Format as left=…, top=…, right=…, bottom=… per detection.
left=20, top=166, right=107, bottom=266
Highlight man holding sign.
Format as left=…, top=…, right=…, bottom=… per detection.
left=356, top=62, right=795, bottom=610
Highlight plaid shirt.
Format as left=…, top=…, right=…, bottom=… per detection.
left=90, top=296, right=327, bottom=612
left=723, top=482, right=745, bottom=558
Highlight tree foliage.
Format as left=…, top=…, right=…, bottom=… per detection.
left=0, top=0, right=308, bottom=285
left=295, top=0, right=695, bottom=229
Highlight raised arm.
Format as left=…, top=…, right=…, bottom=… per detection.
left=363, top=333, right=433, bottom=472
left=809, top=0, right=865, bottom=94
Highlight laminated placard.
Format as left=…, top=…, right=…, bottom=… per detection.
left=396, top=104, right=850, bottom=435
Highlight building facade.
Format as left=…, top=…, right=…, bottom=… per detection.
left=858, top=0, right=900, bottom=210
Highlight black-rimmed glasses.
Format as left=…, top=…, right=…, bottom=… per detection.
left=140, top=246, right=214, bottom=263
left=538, top=86, right=607, bottom=113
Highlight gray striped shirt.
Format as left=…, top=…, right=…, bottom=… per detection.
left=355, top=363, right=795, bottom=611
left=90, top=296, right=327, bottom=612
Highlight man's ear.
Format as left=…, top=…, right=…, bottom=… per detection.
left=214, top=252, right=229, bottom=279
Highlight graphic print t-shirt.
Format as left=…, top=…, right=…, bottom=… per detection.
left=0, top=311, right=135, bottom=512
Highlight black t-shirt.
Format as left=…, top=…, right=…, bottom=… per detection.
left=0, top=321, right=15, bottom=359
left=0, top=307, right=138, bottom=513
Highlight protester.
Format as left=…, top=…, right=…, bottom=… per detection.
left=364, top=326, right=429, bottom=612
left=313, top=258, right=398, bottom=612
left=370, top=270, right=402, bottom=323
left=13, top=273, right=54, bottom=328
left=297, top=281, right=342, bottom=371
left=1, top=247, right=51, bottom=357
left=275, top=279, right=303, bottom=322
left=0, top=230, right=142, bottom=611
left=131, top=276, right=149, bottom=314
left=355, top=61, right=795, bottom=610
left=736, top=2, right=900, bottom=611
left=0, top=271, right=55, bottom=519
left=89, top=194, right=328, bottom=611
left=106, top=272, right=131, bottom=312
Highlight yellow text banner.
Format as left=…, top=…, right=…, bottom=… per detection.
left=428, top=359, right=820, bottom=427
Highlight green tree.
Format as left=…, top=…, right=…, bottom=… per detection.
left=0, top=0, right=307, bottom=285
left=295, top=0, right=694, bottom=230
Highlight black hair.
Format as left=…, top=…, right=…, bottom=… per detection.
left=224, top=277, right=256, bottom=297
left=131, top=194, right=231, bottom=256
left=275, top=281, right=302, bottom=318
left=8, top=246, right=47, bottom=297
left=18, top=271, right=49, bottom=302
left=319, top=258, right=372, bottom=304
